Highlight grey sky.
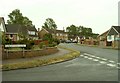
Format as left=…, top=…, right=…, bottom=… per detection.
left=0, top=0, right=119, bottom=34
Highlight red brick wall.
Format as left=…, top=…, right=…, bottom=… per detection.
left=2, top=47, right=58, bottom=60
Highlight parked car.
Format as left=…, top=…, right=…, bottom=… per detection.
left=65, top=40, right=72, bottom=43
left=60, top=40, right=66, bottom=43
left=72, top=40, right=78, bottom=43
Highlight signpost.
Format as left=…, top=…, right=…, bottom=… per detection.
left=5, top=44, right=26, bottom=58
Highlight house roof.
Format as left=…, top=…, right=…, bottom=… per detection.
left=43, top=27, right=55, bottom=33
left=0, top=17, right=6, bottom=32
left=5, top=24, right=27, bottom=35
left=27, top=26, right=37, bottom=31
left=0, top=17, right=2, bottom=24
left=107, top=26, right=120, bottom=36
left=5, top=24, right=37, bottom=36
left=56, top=30, right=67, bottom=34
left=112, top=26, right=120, bottom=33
left=43, top=27, right=67, bottom=34
left=97, top=30, right=109, bottom=37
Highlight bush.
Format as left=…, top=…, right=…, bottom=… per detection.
left=16, top=39, right=34, bottom=49
left=48, top=43, right=57, bottom=47
left=39, top=42, right=45, bottom=49
left=53, top=38, right=60, bottom=45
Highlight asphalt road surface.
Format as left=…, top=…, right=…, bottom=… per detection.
left=2, top=43, right=120, bottom=81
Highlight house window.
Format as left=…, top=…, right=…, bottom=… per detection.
left=107, top=35, right=112, bottom=41
left=60, top=34, right=62, bottom=36
left=56, top=33, right=59, bottom=36
left=28, top=31, right=35, bottom=35
left=10, top=34, right=13, bottom=37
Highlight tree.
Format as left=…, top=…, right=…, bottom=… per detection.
left=7, top=9, right=33, bottom=26
left=92, top=33, right=99, bottom=39
left=42, top=18, right=57, bottom=30
left=66, top=25, right=94, bottom=39
left=66, top=25, right=78, bottom=39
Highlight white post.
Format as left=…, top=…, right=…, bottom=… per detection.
left=6, top=49, right=8, bottom=59
left=22, top=48, right=24, bottom=58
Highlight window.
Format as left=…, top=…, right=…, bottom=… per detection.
left=28, top=31, right=35, bottom=35
left=10, top=34, right=13, bottom=37
left=107, top=35, right=112, bottom=41
left=60, top=34, right=62, bottom=36
left=56, top=33, right=59, bottom=36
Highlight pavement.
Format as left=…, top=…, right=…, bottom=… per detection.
left=76, top=43, right=120, bottom=50
left=2, top=47, right=70, bottom=65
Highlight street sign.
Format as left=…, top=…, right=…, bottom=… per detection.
left=5, top=44, right=26, bottom=48
left=5, top=44, right=26, bottom=58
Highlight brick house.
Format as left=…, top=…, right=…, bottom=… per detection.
left=5, top=24, right=38, bottom=42
left=38, top=27, right=68, bottom=40
left=107, top=26, right=120, bottom=48
left=97, top=30, right=109, bottom=47
left=84, top=37, right=98, bottom=45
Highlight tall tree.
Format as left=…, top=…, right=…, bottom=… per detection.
left=7, top=9, right=33, bottom=26
left=66, top=25, right=94, bottom=39
left=66, top=25, right=78, bottom=39
left=42, top=18, right=57, bottom=30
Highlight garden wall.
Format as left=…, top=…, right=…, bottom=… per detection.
left=2, top=47, right=59, bottom=60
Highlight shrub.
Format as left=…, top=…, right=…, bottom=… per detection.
left=39, top=42, right=45, bottom=49
left=16, top=39, right=34, bottom=50
left=53, top=38, right=60, bottom=45
left=48, top=43, right=57, bottom=47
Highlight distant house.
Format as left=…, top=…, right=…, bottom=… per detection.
left=84, top=37, right=98, bottom=45
left=5, top=24, right=38, bottom=42
left=97, top=30, right=109, bottom=47
left=107, top=26, right=120, bottom=48
left=0, top=17, right=6, bottom=32
left=38, top=27, right=68, bottom=40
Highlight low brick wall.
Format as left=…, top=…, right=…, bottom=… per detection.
left=2, top=47, right=59, bottom=60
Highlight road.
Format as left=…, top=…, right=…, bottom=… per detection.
left=2, top=43, right=119, bottom=81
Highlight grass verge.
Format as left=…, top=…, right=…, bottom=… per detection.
left=2, top=46, right=80, bottom=71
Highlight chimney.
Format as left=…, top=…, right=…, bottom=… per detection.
left=38, top=28, right=40, bottom=31
left=63, top=27, right=65, bottom=32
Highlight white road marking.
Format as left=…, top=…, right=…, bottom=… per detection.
left=117, top=63, right=120, bottom=65
left=83, top=53, right=96, bottom=57
left=109, top=60, right=115, bottom=63
left=99, top=61, right=107, bottom=64
left=84, top=56, right=89, bottom=58
left=101, top=58, right=107, bottom=61
left=107, top=64, right=116, bottom=67
left=91, top=55, right=96, bottom=58
left=80, top=55, right=84, bottom=57
left=93, top=59, right=99, bottom=62
left=88, top=57, right=93, bottom=60
left=82, top=53, right=119, bottom=69
left=96, top=57, right=100, bottom=59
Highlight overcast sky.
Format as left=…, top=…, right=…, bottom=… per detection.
left=0, top=0, right=119, bottom=34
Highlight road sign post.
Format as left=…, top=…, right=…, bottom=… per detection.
left=5, top=44, right=26, bottom=59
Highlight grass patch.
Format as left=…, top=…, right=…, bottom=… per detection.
left=2, top=46, right=80, bottom=71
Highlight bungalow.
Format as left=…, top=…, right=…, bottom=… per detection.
left=5, top=24, right=38, bottom=42
left=38, top=27, right=68, bottom=40
left=107, top=26, right=120, bottom=48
